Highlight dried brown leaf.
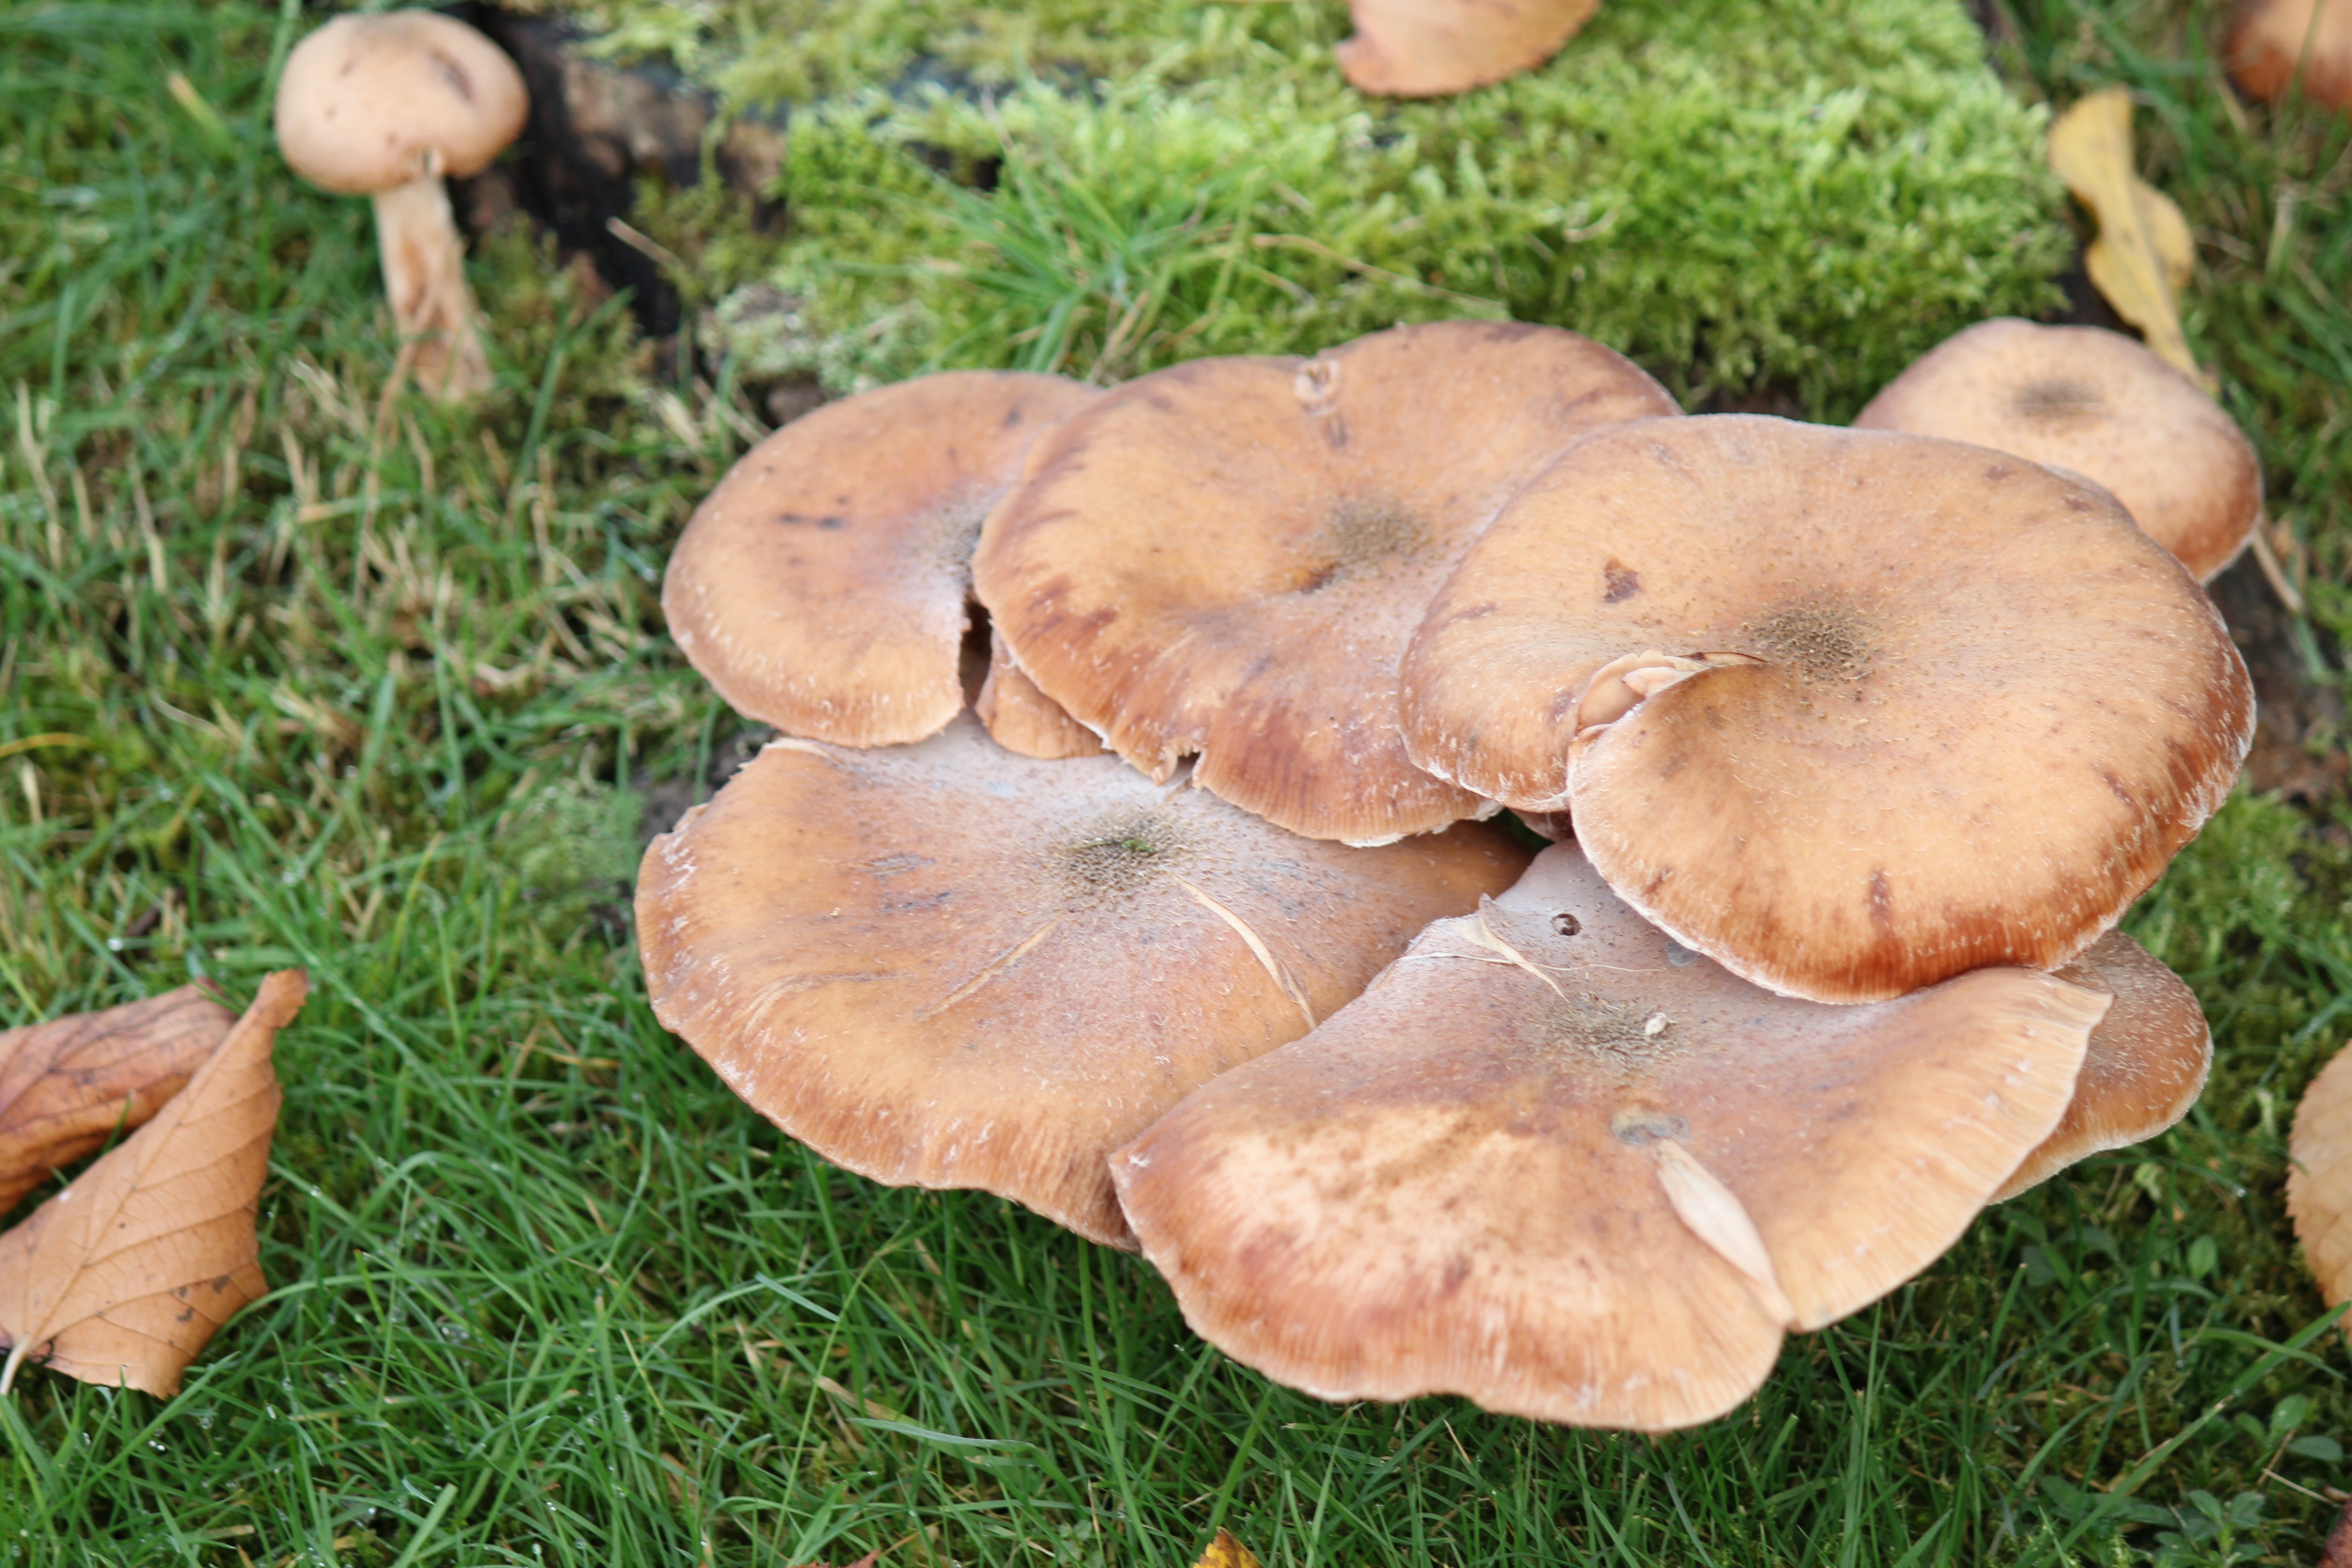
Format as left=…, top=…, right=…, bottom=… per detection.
left=0, top=985, right=237, bottom=1213
left=0, top=970, right=305, bottom=1396
left=2318, top=1496, right=2352, bottom=1568
left=2047, top=88, right=2202, bottom=379
left=1193, top=1530, right=1266, bottom=1568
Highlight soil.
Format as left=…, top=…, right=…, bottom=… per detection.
left=637, top=724, right=777, bottom=848
left=2210, top=553, right=2349, bottom=804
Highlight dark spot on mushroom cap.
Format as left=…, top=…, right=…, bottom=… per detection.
left=1746, top=594, right=1875, bottom=686
left=2015, top=377, right=2105, bottom=421
left=1550, top=911, right=1582, bottom=936
left=1057, top=811, right=1183, bottom=895
left=1295, top=496, right=1430, bottom=592
left=1602, top=558, right=1642, bottom=603
left=1544, top=992, right=1668, bottom=1063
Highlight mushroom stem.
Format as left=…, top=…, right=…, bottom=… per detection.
left=371, top=174, right=492, bottom=402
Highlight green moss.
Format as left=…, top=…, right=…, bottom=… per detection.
left=607, top=0, right=2069, bottom=411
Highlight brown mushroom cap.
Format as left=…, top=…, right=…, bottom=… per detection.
left=636, top=714, right=1528, bottom=1245
left=973, top=321, right=1678, bottom=845
left=1337, top=0, right=1602, bottom=97
left=1112, top=843, right=2105, bottom=1430
left=2229, top=0, right=2352, bottom=110
left=975, top=630, right=1106, bottom=760
left=1994, top=929, right=2210, bottom=1200
left=1853, top=319, right=2264, bottom=580
left=664, top=372, right=1097, bottom=747
left=2290, top=1041, right=2352, bottom=1326
left=1399, top=415, right=2254, bottom=1004
left=274, top=12, right=529, bottom=195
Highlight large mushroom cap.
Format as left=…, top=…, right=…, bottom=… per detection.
left=274, top=11, right=528, bottom=195
left=1853, top=319, right=2264, bottom=580
left=973, top=321, right=1678, bottom=845
left=1400, top=415, right=2254, bottom=1003
left=1995, top=929, right=2210, bottom=1200
left=636, top=715, right=1527, bottom=1245
left=1112, top=843, right=2105, bottom=1431
left=1336, top=0, right=1603, bottom=97
left=664, top=372, right=1097, bottom=747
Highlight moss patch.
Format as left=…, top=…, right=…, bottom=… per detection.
left=598, top=0, right=2070, bottom=413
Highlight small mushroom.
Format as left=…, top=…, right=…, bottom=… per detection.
left=1399, top=416, right=2254, bottom=1003
left=1337, top=0, right=1602, bottom=97
left=635, top=715, right=1528, bottom=1245
left=2229, top=0, right=2352, bottom=113
left=2290, top=1041, right=2352, bottom=1326
left=974, top=321, right=1678, bottom=845
left=975, top=631, right=1106, bottom=760
left=1112, top=843, right=2106, bottom=1430
left=1853, top=319, right=2264, bottom=580
left=274, top=12, right=529, bottom=402
left=663, top=372, right=1097, bottom=747
left=1995, top=930, right=2212, bottom=1200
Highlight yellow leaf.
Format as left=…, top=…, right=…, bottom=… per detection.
left=2047, top=88, right=2201, bottom=379
left=1193, top=1529, right=1267, bottom=1568
left=0, top=985, right=236, bottom=1214
left=0, top=970, right=306, bottom=1397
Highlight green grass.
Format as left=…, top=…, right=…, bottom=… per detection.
left=2, top=0, right=2351, bottom=1564
left=626, top=0, right=2072, bottom=412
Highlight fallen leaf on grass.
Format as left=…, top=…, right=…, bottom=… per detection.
left=2318, top=1494, right=2352, bottom=1568
left=2047, top=88, right=2200, bottom=379
left=0, top=985, right=237, bottom=1213
left=0, top=970, right=306, bottom=1396
left=1193, top=1529, right=1267, bottom=1568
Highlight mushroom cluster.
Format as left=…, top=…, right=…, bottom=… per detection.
left=641, top=318, right=2251, bottom=1428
